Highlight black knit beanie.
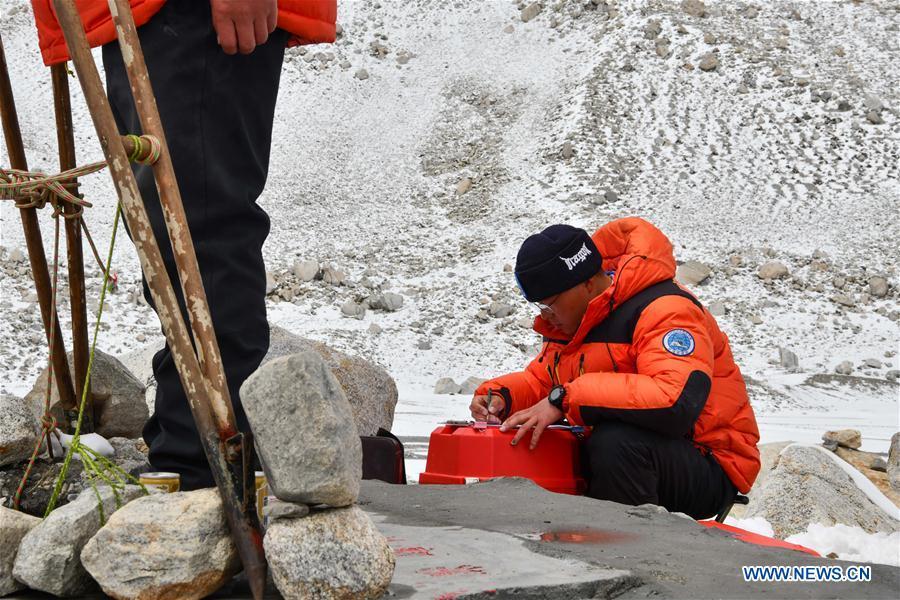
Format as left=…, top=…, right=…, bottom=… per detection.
left=514, top=224, right=603, bottom=302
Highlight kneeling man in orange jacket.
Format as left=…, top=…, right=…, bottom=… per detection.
left=470, top=218, right=761, bottom=519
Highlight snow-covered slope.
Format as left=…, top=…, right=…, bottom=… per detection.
left=1, top=1, right=898, bottom=450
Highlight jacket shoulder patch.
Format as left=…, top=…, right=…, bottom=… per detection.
left=662, top=329, right=695, bottom=356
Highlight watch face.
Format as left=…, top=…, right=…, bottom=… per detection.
left=550, top=386, right=563, bottom=402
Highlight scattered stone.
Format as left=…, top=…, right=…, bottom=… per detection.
left=867, top=111, right=884, bottom=125
left=264, top=327, right=398, bottom=436
left=520, top=2, right=543, bottom=23
left=293, top=259, right=319, bottom=282
left=644, top=19, right=662, bottom=39
left=369, top=292, right=404, bottom=312
left=744, top=6, right=759, bottom=19
left=368, top=322, right=383, bottom=335
left=266, top=271, right=277, bottom=295
left=456, top=177, right=472, bottom=195
left=868, top=276, right=889, bottom=298
left=886, top=370, right=900, bottom=382
left=265, top=506, right=394, bottom=600
left=862, top=358, right=883, bottom=369
left=837, top=100, right=851, bottom=112
left=263, top=497, right=310, bottom=522
left=745, top=444, right=899, bottom=538
left=703, top=31, right=717, bottom=45
left=822, top=429, right=861, bottom=450
left=778, top=347, right=799, bottom=371
left=459, top=376, right=487, bottom=396
left=560, top=141, right=574, bottom=159
left=676, top=260, right=711, bottom=286
left=340, top=300, right=366, bottom=320
left=708, top=301, right=726, bottom=317
left=503, top=24, right=515, bottom=34
left=604, top=189, right=619, bottom=203
left=25, top=349, right=148, bottom=439
left=863, top=94, right=884, bottom=113
left=832, top=293, right=856, bottom=308
left=757, top=261, right=789, bottom=280
left=888, top=433, right=900, bottom=491
left=13, top=485, right=144, bottom=597
left=354, top=69, right=369, bottom=80
left=488, top=301, right=515, bottom=318
left=417, top=339, right=432, bottom=350
left=242, top=353, right=362, bottom=507
left=834, top=360, right=853, bottom=375
left=322, top=266, right=345, bottom=286
left=0, top=393, right=40, bottom=467
left=434, top=377, right=462, bottom=395
left=681, top=0, right=707, bottom=18
left=7, top=248, right=25, bottom=263
left=81, top=488, right=239, bottom=600
left=0, top=507, right=40, bottom=596
left=698, top=53, right=719, bottom=72
left=656, top=41, right=672, bottom=58
left=871, top=457, right=887, bottom=472
left=750, top=315, right=763, bottom=325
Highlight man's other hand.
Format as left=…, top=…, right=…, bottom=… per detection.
left=499, top=398, right=563, bottom=450
left=211, top=0, right=277, bottom=55
left=469, top=393, right=505, bottom=424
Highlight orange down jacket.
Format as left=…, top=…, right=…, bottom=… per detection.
left=31, top=0, right=337, bottom=66
left=476, top=217, right=761, bottom=494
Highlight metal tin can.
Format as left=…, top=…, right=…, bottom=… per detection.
left=139, top=472, right=180, bottom=493
left=254, top=471, right=267, bottom=522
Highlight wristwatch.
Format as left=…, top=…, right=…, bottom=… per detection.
left=548, top=384, right=567, bottom=412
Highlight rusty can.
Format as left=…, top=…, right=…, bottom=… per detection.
left=255, top=471, right=267, bottom=522
left=139, top=472, right=180, bottom=493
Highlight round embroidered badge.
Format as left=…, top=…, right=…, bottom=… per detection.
left=662, top=329, right=695, bottom=356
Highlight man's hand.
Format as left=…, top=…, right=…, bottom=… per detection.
left=499, top=398, right=563, bottom=450
left=469, top=392, right=505, bottom=424
left=211, top=0, right=277, bottom=55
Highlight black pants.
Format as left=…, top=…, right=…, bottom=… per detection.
left=103, top=0, right=288, bottom=490
left=582, top=421, right=737, bottom=520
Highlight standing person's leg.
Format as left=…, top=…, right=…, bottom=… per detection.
left=103, top=0, right=288, bottom=489
left=582, top=421, right=737, bottom=519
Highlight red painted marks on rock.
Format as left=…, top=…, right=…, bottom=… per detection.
left=394, top=546, right=434, bottom=556
left=539, top=529, right=636, bottom=544
left=416, top=564, right=487, bottom=577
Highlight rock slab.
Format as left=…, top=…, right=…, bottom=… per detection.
left=81, top=488, right=240, bottom=600
left=265, top=506, right=394, bottom=600
left=242, top=352, right=362, bottom=506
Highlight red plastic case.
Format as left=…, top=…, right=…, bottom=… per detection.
left=419, top=423, right=587, bottom=495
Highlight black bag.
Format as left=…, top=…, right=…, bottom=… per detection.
left=360, top=428, right=406, bottom=485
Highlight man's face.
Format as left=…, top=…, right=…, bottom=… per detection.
left=536, top=273, right=612, bottom=336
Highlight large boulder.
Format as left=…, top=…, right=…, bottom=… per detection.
left=744, top=444, right=900, bottom=538
left=0, top=507, right=41, bottom=596
left=13, top=485, right=144, bottom=596
left=0, top=393, right=41, bottom=467
left=728, top=441, right=793, bottom=519
left=81, top=488, right=240, bottom=600
left=264, top=506, right=394, bottom=600
left=242, top=352, right=362, bottom=507
left=264, top=326, right=398, bottom=436
left=25, top=349, right=148, bottom=439
left=889, top=432, right=900, bottom=492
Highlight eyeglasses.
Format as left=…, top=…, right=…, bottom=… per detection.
left=532, top=293, right=562, bottom=314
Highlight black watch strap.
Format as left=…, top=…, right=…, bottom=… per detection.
left=548, top=384, right=566, bottom=411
